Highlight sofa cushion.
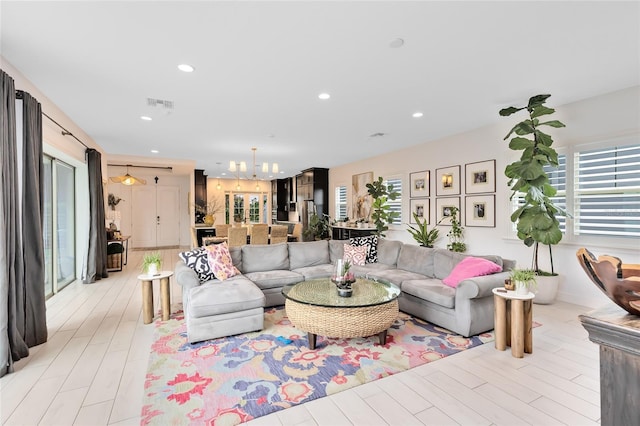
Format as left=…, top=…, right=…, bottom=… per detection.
left=343, top=243, right=367, bottom=265
left=292, top=264, right=334, bottom=280
left=187, top=276, right=264, bottom=318
left=244, top=270, right=304, bottom=290
left=179, top=247, right=214, bottom=282
left=349, top=235, right=378, bottom=263
left=396, top=244, right=435, bottom=277
left=229, top=246, right=242, bottom=270
left=402, top=278, right=456, bottom=309
left=377, top=238, right=403, bottom=267
left=205, top=242, right=240, bottom=281
left=442, top=256, right=503, bottom=288
left=288, top=240, right=330, bottom=270
left=329, top=239, right=345, bottom=263
left=241, top=243, right=289, bottom=273
left=366, top=268, right=428, bottom=287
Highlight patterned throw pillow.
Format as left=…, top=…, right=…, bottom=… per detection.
left=343, top=244, right=367, bottom=266
left=178, top=247, right=214, bottom=282
left=349, top=235, right=378, bottom=263
left=205, top=242, right=240, bottom=281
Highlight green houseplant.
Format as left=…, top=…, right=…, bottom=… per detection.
left=501, top=94, right=566, bottom=303
left=406, top=213, right=443, bottom=247
left=366, top=176, right=399, bottom=237
left=446, top=206, right=466, bottom=252
left=142, top=251, right=162, bottom=275
left=510, top=268, right=537, bottom=295
left=303, top=213, right=330, bottom=241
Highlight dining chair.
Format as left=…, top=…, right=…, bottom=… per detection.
left=291, top=223, right=303, bottom=242
left=270, top=225, right=289, bottom=244
left=228, top=226, right=248, bottom=248
left=205, top=223, right=230, bottom=245
left=250, top=224, right=269, bottom=245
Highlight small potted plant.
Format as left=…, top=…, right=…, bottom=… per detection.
left=142, top=251, right=162, bottom=275
left=407, top=213, right=443, bottom=248
left=510, top=268, right=537, bottom=295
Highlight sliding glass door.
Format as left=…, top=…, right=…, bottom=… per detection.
left=43, top=155, right=76, bottom=298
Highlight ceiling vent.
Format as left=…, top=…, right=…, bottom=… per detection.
left=146, top=98, right=174, bottom=110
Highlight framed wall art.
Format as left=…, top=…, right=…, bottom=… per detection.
left=409, top=170, right=430, bottom=198
left=465, top=159, right=496, bottom=194
left=352, top=171, right=373, bottom=221
left=435, top=197, right=460, bottom=225
left=436, top=165, right=461, bottom=196
left=409, top=199, right=429, bottom=224
left=465, top=194, right=495, bottom=227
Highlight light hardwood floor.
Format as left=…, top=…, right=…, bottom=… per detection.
left=0, top=248, right=602, bottom=425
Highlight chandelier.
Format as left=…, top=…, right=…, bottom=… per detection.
left=229, top=147, right=279, bottom=191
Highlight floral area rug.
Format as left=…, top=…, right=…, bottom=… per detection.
left=142, top=306, right=494, bottom=425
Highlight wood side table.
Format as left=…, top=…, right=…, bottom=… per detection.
left=137, top=271, right=173, bottom=324
left=492, top=288, right=535, bottom=358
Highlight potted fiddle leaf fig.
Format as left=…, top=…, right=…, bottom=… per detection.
left=500, top=94, right=567, bottom=303
left=366, top=176, right=399, bottom=237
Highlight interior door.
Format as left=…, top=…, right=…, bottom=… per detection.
left=156, top=186, right=180, bottom=246
left=131, top=186, right=157, bottom=248
left=131, top=185, right=180, bottom=248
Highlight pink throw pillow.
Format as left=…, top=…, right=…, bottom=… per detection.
left=442, top=256, right=502, bottom=288
left=343, top=244, right=367, bottom=266
left=205, top=242, right=240, bottom=281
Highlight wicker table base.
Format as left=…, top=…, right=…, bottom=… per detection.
left=285, top=298, right=399, bottom=350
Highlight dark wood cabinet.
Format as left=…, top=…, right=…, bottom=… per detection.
left=271, top=178, right=289, bottom=222
left=194, top=169, right=207, bottom=223
left=296, top=167, right=329, bottom=217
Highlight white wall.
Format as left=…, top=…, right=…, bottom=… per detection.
left=329, top=87, right=640, bottom=309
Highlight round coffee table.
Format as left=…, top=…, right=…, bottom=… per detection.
left=282, top=277, right=401, bottom=349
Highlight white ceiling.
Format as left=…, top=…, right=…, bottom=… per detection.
left=2, top=1, right=638, bottom=179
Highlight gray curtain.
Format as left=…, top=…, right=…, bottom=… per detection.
left=20, top=92, right=47, bottom=348
left=84, top=148, right=108, bottom=283
left=0, top=70, right=26, bottom=377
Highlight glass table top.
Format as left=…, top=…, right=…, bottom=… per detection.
left=282, top=277, right=401, bottom=308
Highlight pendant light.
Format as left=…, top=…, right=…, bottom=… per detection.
left=109, top=165, right=147, bottom=185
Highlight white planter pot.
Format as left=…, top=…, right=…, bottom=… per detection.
left=515, top=281, right=530, bottom=296
left=533, top=274, right=562, bottom=304
left=147, top=263, right=159, bottom=276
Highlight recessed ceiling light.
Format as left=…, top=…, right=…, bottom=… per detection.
left=140, top=116, right=152, bottom=121
left=389, top=38, right=405, bottom=48
left=412, top=112, right=424, bottom=118
left=151, top=149, right=159, bottom=154
left=177, top=64, right=195, bottom=73
left=318, top=93, right=331, bottom=100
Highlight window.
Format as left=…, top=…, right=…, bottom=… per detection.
left=249, top=194, right=260, bottom=222
left=510, top=141, right=640, bottom=244
left=574, top=144, right=640, bottom=238
left=545, top=154, right=567, bottom=233
left=233, top=194, right=244, bottom=222
left=385, top=177, right=402, bottom=225
left=43, top=155, right=76, bottom=298
left=335, top=185, right=347, bottom=220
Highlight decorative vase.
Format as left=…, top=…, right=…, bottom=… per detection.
left=504, top=279, right=515, bottom=291
left=204, top=214, right=215, bottom=226
left=337, top=287, right=353, bottom=297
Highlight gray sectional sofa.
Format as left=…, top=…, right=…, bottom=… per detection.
left=175, top=239, right=514, bottom=343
